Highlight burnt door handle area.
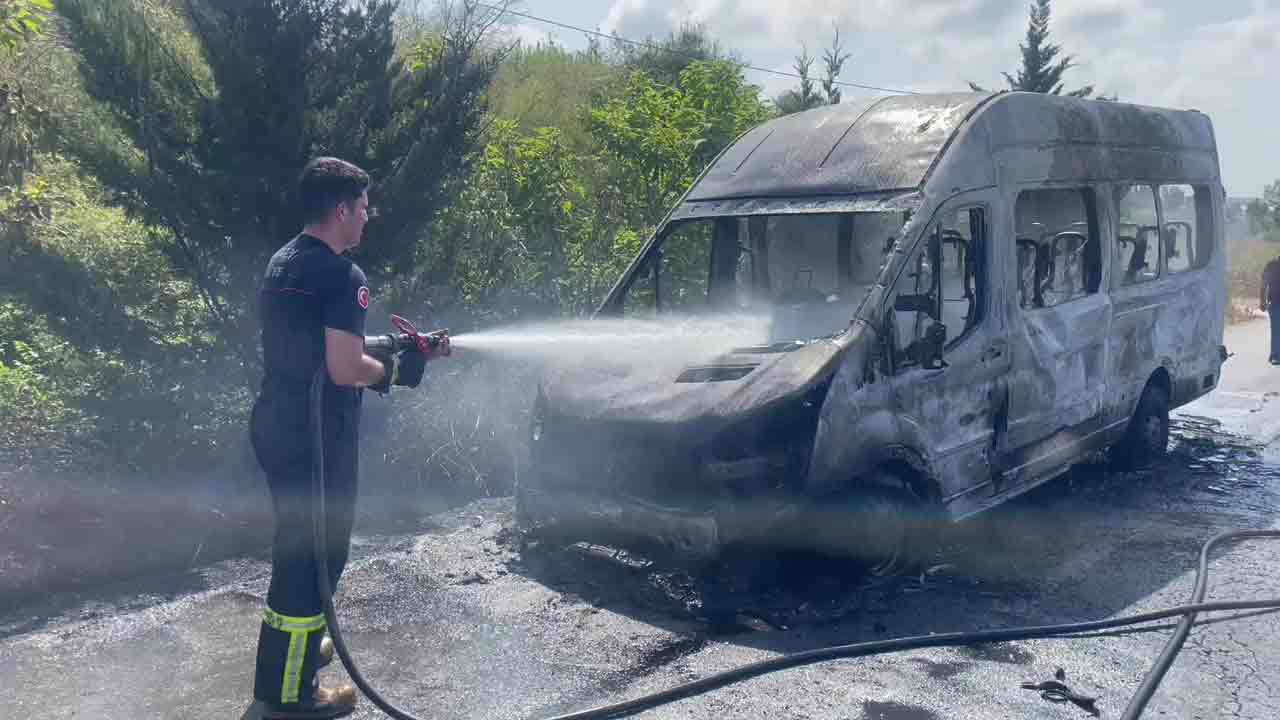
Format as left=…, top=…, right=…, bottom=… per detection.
left=982, top=342, right=1006, bottom=362
left=959, top=412, right=978, bottom=426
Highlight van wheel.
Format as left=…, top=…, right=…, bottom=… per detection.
left=1113, top=384, right=1170, bottom=470
left=809, top=473, right=927, bottom=579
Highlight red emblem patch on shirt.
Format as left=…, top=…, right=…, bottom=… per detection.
left=357, top=286, right=370, bottom=310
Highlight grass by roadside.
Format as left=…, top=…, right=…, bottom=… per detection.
left=1228, top=239, right=1277, bottom=324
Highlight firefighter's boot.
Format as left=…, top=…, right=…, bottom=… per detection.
left=254, top=610, right=354, bottom=718
left=260, top=682, right=357, bottom=720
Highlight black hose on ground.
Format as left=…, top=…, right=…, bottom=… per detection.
left=311, top=372, right=421, bottom=720
left=1117, top=529, right=1279, bottom=720
left=308, top=371, right=1280, bottom=720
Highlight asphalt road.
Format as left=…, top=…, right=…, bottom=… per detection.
left=3, top=319, right=1279, bottom=720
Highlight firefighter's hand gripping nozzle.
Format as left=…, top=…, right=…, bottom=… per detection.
left=365, top=314, right=450, bottom=394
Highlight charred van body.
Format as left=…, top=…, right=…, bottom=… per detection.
left=517, top=91, right=1228, bottom=568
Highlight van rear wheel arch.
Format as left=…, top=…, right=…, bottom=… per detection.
left=1112, top=374, right=1172, bottom=470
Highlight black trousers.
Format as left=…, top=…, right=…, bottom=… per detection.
left=249, top=390, right=360, bottom=706
left=1271, top=307, right=1280, bottom=362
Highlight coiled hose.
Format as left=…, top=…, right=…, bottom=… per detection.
left=309, top=371, right=1280, bottom=720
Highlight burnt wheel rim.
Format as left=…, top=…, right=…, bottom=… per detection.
left=860, top=491, right=910, bottom=578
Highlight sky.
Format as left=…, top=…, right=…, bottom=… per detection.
left=494, top=0, right=1280, bottom=198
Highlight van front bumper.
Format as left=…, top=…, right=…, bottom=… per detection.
left=516, top=485, right=802, bottom=562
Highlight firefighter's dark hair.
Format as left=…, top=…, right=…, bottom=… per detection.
left=299, top=157, right=370, bottom=225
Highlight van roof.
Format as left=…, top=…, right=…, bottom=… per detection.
left=686, top=92, right=1218, bottom=203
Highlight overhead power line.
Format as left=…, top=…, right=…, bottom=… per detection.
left=476, top=2, right=921, bottom=96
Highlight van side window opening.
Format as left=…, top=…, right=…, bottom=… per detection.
left=1115, top=184, right=1161, bottom=285
left=892, top=207, right=985, bottom=364
left=940, top=208, right=984, bottom=344
left=1015, top=188, right=1101, bottom=309
left=1162, top=184, right=1213, bottom=274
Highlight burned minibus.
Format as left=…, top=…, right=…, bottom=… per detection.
left=517, top=91, right=1227, bottom=570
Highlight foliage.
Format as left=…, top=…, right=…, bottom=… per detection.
left=0, top=0, right=55, bottom=189
left=1246, top=181, right=1280, bottom=242
left=775, top=46, right=822, bottom=115
left=971, top=0, right=1101, bottom=98
left=2, top=6, right=781, bottom=491
left=590, top=60, right=772, bottom=224
left=1226, top=238, right=1278, bottom=323
left=609, top=21, right=726, bottom=87
left=776, top=28, right=850, bottom=115
left=52, top=0, right=506, bottom=383
left=820, top=28, right=851, bottom=106
left=411, top=119, right=584, bottom=316
left=406, top=58, right=772, bottom=323
left=486, top=40, right=612, bottom=150
left=0, top=0, right=51, bottom=54
left=0, top=155, right=247, bottom=471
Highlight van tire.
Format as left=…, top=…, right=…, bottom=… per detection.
left=1113, top=384, right=1170, bottom=470
left=809, top=472, right=928, bottom=578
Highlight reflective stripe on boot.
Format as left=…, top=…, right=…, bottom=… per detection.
left=264, top=609, right=326, bottom=704
left=254, top=608, right=327, bottom=705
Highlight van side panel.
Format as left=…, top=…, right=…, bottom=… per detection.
left=1106, top=220, right=1225, bottom=423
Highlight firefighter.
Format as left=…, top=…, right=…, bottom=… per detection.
left=247, top=157, right=426, bottom=718
left=1265, top=253, right=1280, bottom=365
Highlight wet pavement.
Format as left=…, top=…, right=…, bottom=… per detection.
left=3, top=319, right=1279, bottom=719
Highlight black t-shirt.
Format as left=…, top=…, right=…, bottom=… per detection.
left=256, top=233, right=369, bottom=440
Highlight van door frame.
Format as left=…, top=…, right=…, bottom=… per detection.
left=997, top=181, right=1115, bottom=492
left=882, top=187, right=1011, bottom=519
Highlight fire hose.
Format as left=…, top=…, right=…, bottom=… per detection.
left=309, top=321, right=1280, bottom=719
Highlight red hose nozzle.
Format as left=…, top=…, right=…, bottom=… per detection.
left=390, top=314, right=451, bottom=359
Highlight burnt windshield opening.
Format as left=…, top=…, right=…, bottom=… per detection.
left=621, top=211, right=910, bottom=344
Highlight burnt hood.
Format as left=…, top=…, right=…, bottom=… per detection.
left=537, top=336, right=848, bottom=428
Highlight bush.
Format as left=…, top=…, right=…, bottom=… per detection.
left=1226, top=239, right=1276, bottom=323
left=0, top=156, right=249, bottom=473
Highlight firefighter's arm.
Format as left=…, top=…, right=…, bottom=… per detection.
left=325, top=328, right=387, bottom=388
left=1263, top=266, right=1271, bottom=311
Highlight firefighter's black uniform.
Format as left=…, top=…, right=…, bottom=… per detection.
left=249, top=233, right=369, bottom=708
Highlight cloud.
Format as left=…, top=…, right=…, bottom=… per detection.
left=1055, top=0, right=1167, bottom=39
left=502, top=22, right=558, bottom=47
left=1156, top=9, right=1280, bottom=108
left=603, top=0, right=1018, bottom=47
left=590, top=0, right=1280, bottom=193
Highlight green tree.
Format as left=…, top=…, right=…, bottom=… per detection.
left=487, top=40, right=612, bottom=150
left=414, top=119, right=589, bottom=314
left=820, top=27, right=851, bottom=105
left=52, top=0, right=505, bottom=382
left=0, top=0, right=53, bottom=189
left=776, top=28, right=851, bottom=115
left=590, top=60, right=772, bottom=226
left=415, top=58, right=773, bottom=320
left=774, top=45, right=822, bottom=115
left=1247, top=181, right=1280, bottom=241
left=0, top=0, right=51, bottom=53
left=971, top=0, right=1098, bottom=98
left=611, top=22, right=725, bottom=87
